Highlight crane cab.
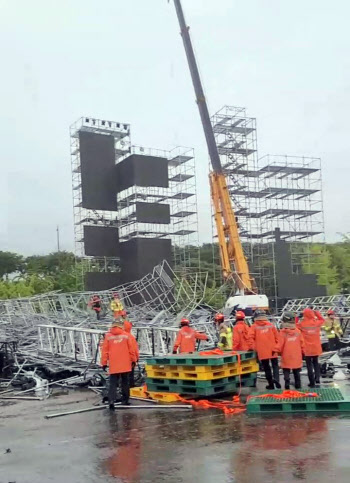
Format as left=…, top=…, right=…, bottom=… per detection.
left=225, top=294, right=269, bottom=311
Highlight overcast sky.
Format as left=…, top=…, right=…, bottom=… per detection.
left=1, top=0, right=349, bottom=255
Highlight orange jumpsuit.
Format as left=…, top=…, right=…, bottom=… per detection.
left=173, top=326, right=208, bottom=353
left=124, top=320, right=140, bottom=362
left=297, top=308, right=323, bottom=357
left=101, top=326, right=136, bottom=374
left=248, top=319, right=279, bottom=360
left=232, top=320, right=250, bottom=351
left=278, top=327, right=305, bottom=369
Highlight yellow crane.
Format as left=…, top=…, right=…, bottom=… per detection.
left=173, top=1, right=268, bottom=308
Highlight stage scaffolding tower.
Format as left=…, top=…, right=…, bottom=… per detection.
left=71, top=117, right=199, bottom=277
left=116, top=145, right=199, bottom=271
left=210, top=106, right=260, bottom=284
left=70, top=117, right=131, bottom=276
left=255, top=154, right=325, bottom=297
left=211, top=106, right=325, bottom=298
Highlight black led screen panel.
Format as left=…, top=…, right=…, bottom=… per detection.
left=115, top=154, right=168, bottom=193
left=83, top=225, right=119, bottom=257
left=119, top=238, right=172, bottom=283
left=85, top=272, right=121, bottom=291
left=135, top=202, right=170, bottom=224
left=275, top=238, right=327, bottom=298
left=79, top=131, right=117, bottom=211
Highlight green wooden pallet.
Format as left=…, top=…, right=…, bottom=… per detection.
left=247, top=388, right=350, bottom=414
left=237, top=377, right=256, bottom=388
left=146, top=373, right=257, bottom=396
left=146, top=380, right=236, bottom=396
left=146, top=351, right=256, bottom=367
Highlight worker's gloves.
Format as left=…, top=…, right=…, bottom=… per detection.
left=132, top=362, right=136, bottom=369
left=102, top=365, right=108, bottom=372
left=172, top=350, right=177, bottom=354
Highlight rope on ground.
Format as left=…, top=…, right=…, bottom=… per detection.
left=247, top=390, right=319, bottom=402
left=183, top=348, right=245, bottom=415
left=178, top=396, right=246, bottom=415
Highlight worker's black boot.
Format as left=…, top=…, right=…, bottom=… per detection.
left=308, top=373, right=315, bottom=388
left=294, top=369, right=301, bottom=389
left=266, top=380, right=275, bottom=390
left=285, top=383, right=290, bottom=390
left=274, top=380, right=282, bottom=389
left=109, top=403, right=115, bottom=410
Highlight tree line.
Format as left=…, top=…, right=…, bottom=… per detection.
left=0, top=236, right=349, bottom=299
left=0, top=251, right=84, bottom=299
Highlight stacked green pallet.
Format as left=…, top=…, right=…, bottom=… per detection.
left=145, top=351, right=258, bottom=397
left=247, top=388, right=350, bottom=414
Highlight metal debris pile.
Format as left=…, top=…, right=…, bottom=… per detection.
left=0, top=262, right=225, bottom=400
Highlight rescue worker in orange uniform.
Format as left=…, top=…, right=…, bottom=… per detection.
left=101, top=318, right=136, bottom=409
left=214, top=312, right=225, bottom=326
left=248, top=310, right=281, bottom=389
left=124, top=320, right=139, bottom=388
left=232, top=311, right=250, bottom=351
left=278, top=311, right=305, bottom=389
left=88, top=294, right=102, bottom=320
left=213, top=313, right=224, bottom=338
left=297, top=308, right=324, bottom=387
left=173, top=318, right=208, bottom=354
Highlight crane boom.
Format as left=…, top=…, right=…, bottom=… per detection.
left=173, top=0, right=222, bottom=175
left=173, top=0, right=255, bottom=293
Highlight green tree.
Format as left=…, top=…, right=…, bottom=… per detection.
left=0, top=274, right=54, bottom=299
left=25, top=251, right=81, bottom=292
left=0, top=251, right=25, bottom=279
left=301, top=243, right=339, bottom=295
left=326, top=235, right=350, bottom=292
left=26, top=251, right=76, bottom=276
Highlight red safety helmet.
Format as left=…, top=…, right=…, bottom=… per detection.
left=214, top=313, right=225, bottom=322
left=327, top=309, right=335, bottom=315
left=235, top=310, right=245, bottom=320
left=180, top=318, right=190, bottom=326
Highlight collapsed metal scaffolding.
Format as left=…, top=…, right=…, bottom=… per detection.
left=0, top=262, right=209, bottom=325
left=283, top=294, right=350, bottom=318
left=211, top=106, right=325, bottom=297
left=37, top=322, right=216, bottom=363
left=0, top=262, right=218, bottom=367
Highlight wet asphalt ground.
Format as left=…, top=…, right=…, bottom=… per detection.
left=1, top=381, right=350, bottom=483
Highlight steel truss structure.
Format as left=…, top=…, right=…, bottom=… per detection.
left=211, top=106, right=325, bottom=297
left=0, top=262, right=219, bottom=364
left=37, top=323, right=215, bottom=362
left=0, top=262, right=217, bottom=330
left=70, top=116, right=130, bottom=262
left=117, top=145, right=199, bottom=270
left=71, top=117, right=199, bottom=275
left=283, top=293, right=350, bottom=318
